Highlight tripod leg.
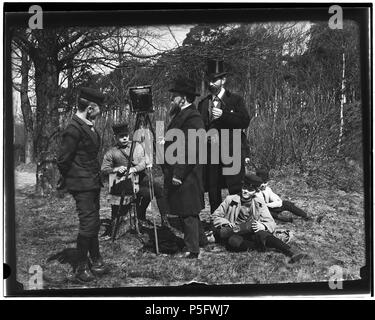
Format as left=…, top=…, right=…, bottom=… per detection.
left=111, top=215, right=121, bottom=242
left=133, top=202, right=141, bottom=236
left=112, top=198, right=125, bottom=242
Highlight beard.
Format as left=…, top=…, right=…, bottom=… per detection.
left=169, top=102, right=181, bottom=117
left=208, top=83, right=221, bottom=96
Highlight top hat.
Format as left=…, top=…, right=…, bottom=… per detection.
left=112, top=123, right=129, bottom=135
left=243, top=173, right=263, bottom=188
left=169, top=76, right=200, bottom=97
left=255, top=169, right=270, bottom=183
left=206, top=59, right=228, bottom=82
left=79, top=87, right=105, bottom=105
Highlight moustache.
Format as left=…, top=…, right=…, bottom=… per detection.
left=208, top=84, right=220, bottom=95
left=169, top=102, right=181, bottom=116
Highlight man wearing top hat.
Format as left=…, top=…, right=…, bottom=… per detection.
left=162, top=76, right=208, bottom=259
left=198, top=59, right=251, bottom=214
left=57, top=87, right=108, bottom=282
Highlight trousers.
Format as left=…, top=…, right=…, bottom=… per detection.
left=71, top=189, right=101, bottom=238
left=180, top=216, right=207, bottom=254
left=269, top=200, right=307, bottom=218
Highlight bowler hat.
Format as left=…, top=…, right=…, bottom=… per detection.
left=112, top=123, right=129, bottom=135
left=79, top=87, right=105, bottom=105
left=169, top=77, right=200, bottom=96
left=256, top=169, right=270, bottom=183
left=206, top=59, right=228, bottom=81
left=243, top=173, right=263, bottom=188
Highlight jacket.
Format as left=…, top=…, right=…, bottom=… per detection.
left=162, top=104, right=205, bottom=217
left=261, top=186, right=283, bottom=209
left=57, top=114, right=101, bottom=192
left=198, top=89, right=250, bottom=191
left=212, top=193, right=276, bottom=233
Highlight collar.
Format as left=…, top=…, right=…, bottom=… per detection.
left=117, top=142, right=131, bottom=149
left=217, top=88, right=225, bottom=100
left=75, top=113, right=94, bottom=127
left=180, top=103, right=192, bottom=111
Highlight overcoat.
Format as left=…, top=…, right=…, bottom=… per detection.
left=162, top=104, right=205, bottom=217
left=198, top=90, right=250, bottom=192
left=57, top=115, right=102, bottom=192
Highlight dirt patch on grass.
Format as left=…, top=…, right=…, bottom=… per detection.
left=13, top=169, right=366, bottom=291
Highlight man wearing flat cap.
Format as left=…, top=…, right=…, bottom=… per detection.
left=198, top=59, right=251, bottom=214
left=162, top=76, right=208, bottom=259
left=101, top=122, right=170, bottom=228
left=212, top=173, right=309, bottom=263
left=57, top=87, right=108, bottom=282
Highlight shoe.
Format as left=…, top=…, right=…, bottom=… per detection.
left=90, top=256, right=109, bottom=275
left=76, top=261, right=95, bottom=282
left=288, top=252, right=310, bottom=264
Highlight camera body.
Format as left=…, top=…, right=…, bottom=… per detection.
left=128, top=85, right=154, bottom=113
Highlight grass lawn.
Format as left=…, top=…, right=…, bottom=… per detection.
left=14, top=168, right=365, bottom=291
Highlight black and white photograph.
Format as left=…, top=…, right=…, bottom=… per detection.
left=3, top=3, right=372, bottom=297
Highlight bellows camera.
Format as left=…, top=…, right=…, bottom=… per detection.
left=128, top=85, right=154, bottom=113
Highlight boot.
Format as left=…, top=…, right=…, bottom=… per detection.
left=91, top=256, right=108, bottom=275
left=137, top=196, right=149, bottom=221
left=76, top=261, right=95, bottom=282
left=283, top=200, right=308, bottom=219
left=76, top=234, right=95, bottom=282
left=89, top=236, right=108, bottom=275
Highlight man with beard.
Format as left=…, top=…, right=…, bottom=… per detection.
left=212, top=174, right=309, bottom=263
left=162, top=76, right=208, bottom=259
left=198, top=59, right=251, bottom=214
left=57, top=87, right=108, bottom=282
left=101, top=123, right=170, bottom=228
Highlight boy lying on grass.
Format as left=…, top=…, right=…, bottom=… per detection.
left=256, top=168, right=310, bottom=223
left=212, top=173, right=309, bottom=263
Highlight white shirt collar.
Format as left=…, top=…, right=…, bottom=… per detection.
left=76, top=113, right=94, bottom=127
left=217, top=87, right=225, bottom=99
left=180, top=103, right=192, bottom=111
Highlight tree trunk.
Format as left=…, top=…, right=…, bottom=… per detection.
left=20, top=48, right=34, bottom=164
left=337, top=52, right=346, bottom=155
left=34, top=56, right=60, bottom=196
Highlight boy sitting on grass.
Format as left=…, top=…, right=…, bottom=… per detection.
left=212, top=173, right=309, bottom=263
left=256, top=169, right=310, bottom=223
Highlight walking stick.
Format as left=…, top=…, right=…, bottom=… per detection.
left=147, top=165, right=159, bottom=254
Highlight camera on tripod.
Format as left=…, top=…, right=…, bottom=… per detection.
left=128, top=85, right=154, bottom=113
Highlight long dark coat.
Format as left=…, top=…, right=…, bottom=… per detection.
left=162, top=104, right=205, bottom=217
left=57, top=115, right=102, bottom=192
left=198, top=90, right=250, bottom=192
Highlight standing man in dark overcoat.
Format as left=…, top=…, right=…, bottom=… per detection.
left=198, top=59, right=251, bottom=214
left=162, top=77, right=207, bottom=259
left=57, top=87, right=108, bottom=282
